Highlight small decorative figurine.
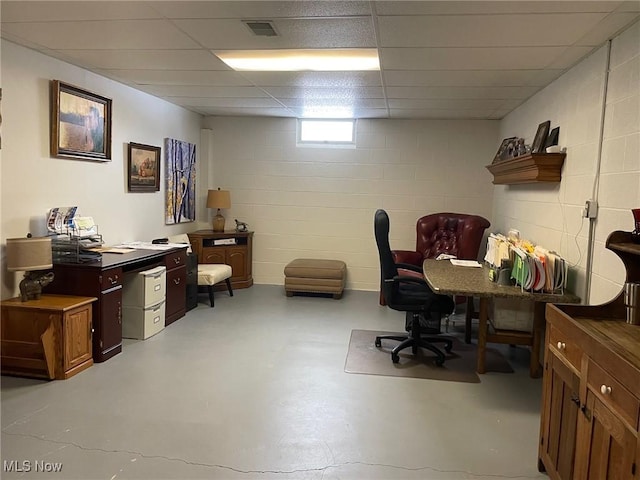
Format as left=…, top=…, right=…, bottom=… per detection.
left=235, top=219, right=248, bottom=233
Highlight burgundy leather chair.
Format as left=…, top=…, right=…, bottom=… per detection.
left=381, top=213, right=490, bottom=340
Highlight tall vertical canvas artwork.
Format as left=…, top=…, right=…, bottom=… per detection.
left=165, top=138, right=196, bottom=224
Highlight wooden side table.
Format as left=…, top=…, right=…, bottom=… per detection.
left=1, top=294, right=97, bottom=380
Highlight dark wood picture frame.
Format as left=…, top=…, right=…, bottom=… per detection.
left=128, top=142, right=161, bottom=192
left=50, top=80, right=112, bottom=161
left=493, top=137, right=517, bottom=163
left=531, top=121, right=551, bottom=154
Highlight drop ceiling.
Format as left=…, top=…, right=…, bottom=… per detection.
left=2, top=1, right=639, bottom=119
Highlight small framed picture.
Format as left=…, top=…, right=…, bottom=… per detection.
left=493, top=137, right=517, bottom=163
left=545, top=127, right=560, bottom=148
left=128, top=142, right=161, bottom=192
left=50, top=80, right=112, bottom=161
left=531, top=121, right=551, bottom=154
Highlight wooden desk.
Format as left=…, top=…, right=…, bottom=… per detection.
left=45, top=247, right=187, bottom=363
left=422, top=259, right=580, bottom=377
left=1, top=295, right=96, bottom=379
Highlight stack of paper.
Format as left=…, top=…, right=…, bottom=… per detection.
left=485, top=231, right=568, bottom=292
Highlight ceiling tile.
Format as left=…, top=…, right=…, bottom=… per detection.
left=150, top=1, right=372, bottom=19
left=167, top=97, right=283, bottom=108
left=138, top=85, right=270, bottom=98
left=196, top=107, right=296, bottom=117
left=1, top=1, right=163, bottom=22
left=378, top=14, right=607, bottom=48
left=1, top=20, right=200, bottom=49
left=374, top=1, right=622, bottom=15
left=383, top=69, right=564, bottom=87
left=389, top=109, right=495, bottom=119
left=385, top=86, right=540, bottom=99
left=57, top=50, right=229, bottom=71
left=388, top=98, right=506, bottom=109
left=261, top=86, right=384, bottom=99
left=241, top=71, right=382, bottom=87
left=380, top=46, right=572, bottom=70
left=174, top=17, right=375, bottom=49
left=575, top=12, right=640, bottom=45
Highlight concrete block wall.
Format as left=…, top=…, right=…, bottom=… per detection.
left=202, top=117, right=498, bottom=290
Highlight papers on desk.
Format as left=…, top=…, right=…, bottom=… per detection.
left=484, top=232, right=568, bottom=293
left=450, top=259, right=482, bottom=268
left=113, top=242, right=176, bottom=251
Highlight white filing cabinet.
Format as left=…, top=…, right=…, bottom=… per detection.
left=122, top=266, right=166, bottom=340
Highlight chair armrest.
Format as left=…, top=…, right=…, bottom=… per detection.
left=392, top=250, right=423, bottom=266
left=396, top=263, right=423, bottom=274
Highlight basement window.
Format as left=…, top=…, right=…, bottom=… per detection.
left=297, top=119, right=355, bottom=147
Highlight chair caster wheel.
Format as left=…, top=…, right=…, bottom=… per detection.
left=391, top=353, right=400, bottom=363
left=445, top=344, right=453, bottom=353
left=375, top=338, right=381, bottom=347
left=435, top=357, right=445, bottom=366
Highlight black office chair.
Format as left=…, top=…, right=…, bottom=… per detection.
left=374, top=209, right=455, bottom=365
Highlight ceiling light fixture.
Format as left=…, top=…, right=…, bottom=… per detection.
left=214, top=49, right=380, bottom=72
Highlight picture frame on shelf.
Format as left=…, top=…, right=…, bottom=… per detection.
left=493, top=137, right=517, bottom=163
left=50, top=80, right=112, bottom=161
left=127, top=142, right=161, bottom=192
left=545, top=127, right=560, bottom=148
left=531, top=121, right=551, bottom=154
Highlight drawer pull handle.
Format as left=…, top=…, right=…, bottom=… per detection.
left=556, top=341, right=566, bottom=350
left=174, top=278, right=181, bottom=285
left=108, top=276, right=118, bottom=285
left=174, top=258, right=181, bottom=264
left=600, top=385, right=612, bottom=395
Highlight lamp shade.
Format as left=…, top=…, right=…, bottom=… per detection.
left=6, top=237, right=53, bottom=271
left=207, top=189, right=231, bottom=209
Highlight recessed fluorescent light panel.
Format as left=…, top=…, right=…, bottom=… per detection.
left=214, top=49, right=380, bottom=72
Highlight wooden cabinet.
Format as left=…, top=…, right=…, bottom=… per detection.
left=189, top=230, right=253, bottom=289
left=164, top=248, right=187, bottom=326
left=539, top=230, right=640, bottom=479
left=1, top=295, right=96, bottom=380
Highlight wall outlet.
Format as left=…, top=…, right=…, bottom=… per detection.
left=584, top=200, right=598, bottom=219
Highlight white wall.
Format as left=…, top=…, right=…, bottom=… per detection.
left=202, top=116, right=498, bottom=290
left=494, top=20, right=640, bottom=304
left=0, top=40, right=204, bottom=299
left=592, top=21, right=640, bottom=304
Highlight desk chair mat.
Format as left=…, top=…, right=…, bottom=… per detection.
left=344, top=329, right=513, bottom=383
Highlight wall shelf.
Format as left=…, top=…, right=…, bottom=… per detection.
left=486, top=152, right=566, bottom=185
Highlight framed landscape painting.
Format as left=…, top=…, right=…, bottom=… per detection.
left=50, top=80, right=112, bottom=161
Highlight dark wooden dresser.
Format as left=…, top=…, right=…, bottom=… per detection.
left=539, top=230, right=640, bottom=479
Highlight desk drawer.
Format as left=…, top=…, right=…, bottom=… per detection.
left=587, top=359, right=639, bottom=428
left=100, top=268, right=123, bottom=291
left=165, top=250, right=186, bottom=270
left=549, top=324, right=582, bottom=371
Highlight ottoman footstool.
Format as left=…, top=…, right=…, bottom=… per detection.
left=284, top=259, right=346, bottom=299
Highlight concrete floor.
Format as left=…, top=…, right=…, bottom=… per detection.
left=1, top=285, right=547, bottom=480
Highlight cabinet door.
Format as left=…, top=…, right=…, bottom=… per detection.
left=226, top=247, right=247, bottom=280
left=539, top=350, right=581, bottom=479
left=62, top=306, right=92, bottom=374
left=574, top=390, right=637, bottom=480
left=202, top=247, right=226, bottom=264
left=98, top=287, right=122, bottom=361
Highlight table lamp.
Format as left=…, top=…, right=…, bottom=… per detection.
left=207, top=188, right=231, bottom=232
left=6, top=236, right=54, bottom=301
